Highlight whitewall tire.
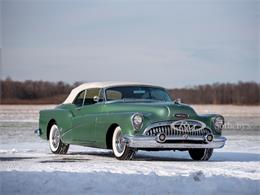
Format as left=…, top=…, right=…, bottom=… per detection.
left=112, top=126, right=135, bottom=160
left=49, top=124, right=69, bottom=154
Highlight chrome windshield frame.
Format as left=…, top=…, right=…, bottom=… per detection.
left=103, top=85, right=173, bottom=103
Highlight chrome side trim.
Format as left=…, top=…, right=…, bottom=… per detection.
left=124, top=135, right=226, bottom=149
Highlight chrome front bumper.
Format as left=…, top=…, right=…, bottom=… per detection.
left=124, top=135, right=226, bottom=149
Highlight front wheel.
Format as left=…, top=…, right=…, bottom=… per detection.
left=189, top=148, right=213, bottom=161
left=112, top=126, right=135, bottom=160
left=49, top=124, right=69, bottom=154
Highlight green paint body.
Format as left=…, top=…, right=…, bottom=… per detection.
left=39, top=101, right=222, bottom=149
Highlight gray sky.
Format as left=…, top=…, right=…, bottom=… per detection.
left=1, top=0, right=259, bottom=88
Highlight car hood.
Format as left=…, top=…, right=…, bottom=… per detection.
left=103, top=101, right=197, bottom=121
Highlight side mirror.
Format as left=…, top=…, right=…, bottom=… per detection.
left=93, top=96, right=100, bottom=102
left=176, top=98, right=181, bottom=104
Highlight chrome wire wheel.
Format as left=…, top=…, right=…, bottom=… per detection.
left=49, top=123, right=69, bottom=154
left=49, top=124, right=60, bottom=152
left=112, top=126, right=136, bottom=160
left=112, top=127, right=126, bottom=157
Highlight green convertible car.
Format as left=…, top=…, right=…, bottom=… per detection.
left=36, top=82, right=226, bottom=161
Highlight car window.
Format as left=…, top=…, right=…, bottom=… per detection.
left=73, top=90, right=86, bottom=106
left=105, top=86, right=172, bottom=102
left=106, top=90, right=122, bottom=100
left=84, top=88, right=102, bottom=105
left=150, top=89, right=170, bottom=101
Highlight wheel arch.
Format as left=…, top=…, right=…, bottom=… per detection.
left=47, top=119, right=57, bottom=140
left=106, top=123, right=119, bottom=149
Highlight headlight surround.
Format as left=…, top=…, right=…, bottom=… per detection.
left=132, top=113, right=143, bottom=130
left=213, top=115, right=224, bottom=132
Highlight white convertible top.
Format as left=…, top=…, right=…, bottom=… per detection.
left=63, top=81, right=160, bottom=104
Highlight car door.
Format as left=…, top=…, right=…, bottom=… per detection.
left=71, top=88, right=102, bottom=145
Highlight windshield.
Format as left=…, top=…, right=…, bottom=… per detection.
left=105, top=86, right=172, bottom=102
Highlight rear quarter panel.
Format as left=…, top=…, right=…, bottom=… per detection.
left=39, top=108, right=73, bottom=143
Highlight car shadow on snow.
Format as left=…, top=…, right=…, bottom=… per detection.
left=0, top=156, right=37, bottom=161
left=39, top=158, right=90, bottom=163
left=67, top=150, right=260, bottom=162
left=68, top=150, right=190, bottom=161
left=69, top=151, right=114, bottom=158
left=68, top=150, right=191, bottom=161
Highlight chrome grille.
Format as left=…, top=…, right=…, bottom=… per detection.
left=144, top=120, right=211, bottom=137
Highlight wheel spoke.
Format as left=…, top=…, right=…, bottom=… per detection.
left=50, top=126, right=60, bottom=150
left=114, top=128, right=126, bottom=154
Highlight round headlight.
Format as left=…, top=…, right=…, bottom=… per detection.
left=214, top=116, right=224, bottom=132
left=132, top=113, right=143, bottom=130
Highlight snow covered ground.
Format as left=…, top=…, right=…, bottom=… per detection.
left=0, top=105, right=259, bottom=194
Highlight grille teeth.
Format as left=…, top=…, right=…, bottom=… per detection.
left=146, top=125, right=210, bottom=137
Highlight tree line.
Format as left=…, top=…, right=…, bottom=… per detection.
left=0, top=78, right=259, bottom=105
left=169, top=82, right=260, bottom=105
left=0, top=78, right=75, bottom=104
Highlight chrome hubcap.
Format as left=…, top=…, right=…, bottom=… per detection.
left=115, top=131, right=125, bottom=153
left=51, top=127, right=60, bottom=149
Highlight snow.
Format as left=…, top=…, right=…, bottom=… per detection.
left=0, top=105, right=260, bottom=194
left=1, top=171, right=258, bottom=195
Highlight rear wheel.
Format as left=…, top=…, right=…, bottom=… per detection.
left=112, top=126, right=135, bottom=160
left=49, top=124, right=69, bottom=154
left=189, top=148, right=213, bottom=161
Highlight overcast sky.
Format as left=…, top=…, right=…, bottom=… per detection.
left=1, top=0, right=259, bottom=88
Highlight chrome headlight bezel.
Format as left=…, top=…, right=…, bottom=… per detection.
left=213, top=115, right=224, bottom=133
left=131, top=113, right=143, bottom=130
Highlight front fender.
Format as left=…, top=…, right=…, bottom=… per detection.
left=197, top=114, right=224, bottom=135
left=102, top=112, right=137, bottom=136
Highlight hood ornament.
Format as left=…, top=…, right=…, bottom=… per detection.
left=174, top=113, right=188, bottom=119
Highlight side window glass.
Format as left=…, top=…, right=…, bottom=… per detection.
left=84, top=88, right=102, bottom=105
left=73, top=90, right=86, bottom=107
left=106, top=90, right=122, bottom=101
